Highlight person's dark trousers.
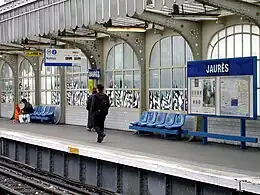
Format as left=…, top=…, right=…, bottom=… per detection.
left=87, top=111, right=94, bottom=130
left=94, top=115, right=106, bottom=143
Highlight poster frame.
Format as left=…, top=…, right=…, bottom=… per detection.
left=187, top=56, right=257, bottom=120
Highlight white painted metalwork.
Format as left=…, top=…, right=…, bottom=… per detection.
left=0, top=0, right=147, bottom=43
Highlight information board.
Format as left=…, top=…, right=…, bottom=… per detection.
left=187, top=57, right=257, bottom=119
left=44, top=48, right=84, bottom=66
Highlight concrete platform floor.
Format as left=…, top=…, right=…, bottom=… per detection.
left=0, top=118, right=260, bottom=177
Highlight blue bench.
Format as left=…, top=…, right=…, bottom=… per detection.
left=30, top=106, right=57, bottom=124
left=129, top=111, right=187, bottom=138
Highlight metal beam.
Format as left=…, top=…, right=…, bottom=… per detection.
left=195, top=0, right=260, bottom=26
left=133, top=10, right=202, bottom=59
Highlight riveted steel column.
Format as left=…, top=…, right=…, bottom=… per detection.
left=59, top=67, right=66, bottom=124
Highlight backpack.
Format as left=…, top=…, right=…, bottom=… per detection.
left=95, top=94, right=109, bottom=116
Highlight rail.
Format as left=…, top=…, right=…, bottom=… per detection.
left=0, top=155, right=119, bottom=195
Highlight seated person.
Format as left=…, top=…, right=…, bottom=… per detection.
left=19, top=99, right=34, bottom=123
left=13, top=104, right=21, bottom=123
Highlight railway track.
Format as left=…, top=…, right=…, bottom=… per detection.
left=0, top=156, right=119, bottom=195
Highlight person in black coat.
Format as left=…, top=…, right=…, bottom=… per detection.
left=86, top=87, right=97, bottom=131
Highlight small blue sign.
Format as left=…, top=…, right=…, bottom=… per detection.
left=231, top=99, right=238, bottom=107
left=89, top=69, right=101, bottom=80
left=187, top=56, right=257, bottom=78
left=52, top=49, right=57, bottom=55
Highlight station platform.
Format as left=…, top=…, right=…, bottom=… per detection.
left=0, top=119, right=260, bottom=194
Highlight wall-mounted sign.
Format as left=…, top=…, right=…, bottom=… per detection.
left=187, top=56, right=257, bottom=119
left=44, top=48, right=83, bottom=66
left=88, top=69, right=101, bottom=80
left=25, top=51, right=43, bottom=57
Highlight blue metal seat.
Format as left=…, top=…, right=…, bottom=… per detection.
left=146, top=112, right=167, bottom=128
left=42, top=106, right=55, bottom=117
left=165, top=114, right=186, bottom=129
left=130, top=111, right=149, bottom=126
left=36, top=106, right=51, bottom=119
left=156, top=113, right=176, bottom=129
left=30, top=106, right=41, bottom=117
left=139, top=112, right=158, bottom=127
left=36, top=106, right=47, bottom=116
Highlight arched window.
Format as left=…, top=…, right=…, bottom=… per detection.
left=149, top=36, right=193, bottom=111
left=19, top=59, right=35, bottom=104
left=106, top=43, right=140, bottom=108
left=208, top=24, right=260, bottom=115
left=0, top=63, right=14, bottom=104
left=41, top=65, right=60, bottom=105
left=66, top=57, right=90, bottom=106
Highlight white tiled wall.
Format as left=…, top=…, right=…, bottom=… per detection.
left=208, top=118, right=260, bottom=147
left=65, top=106, right=139, bottom=131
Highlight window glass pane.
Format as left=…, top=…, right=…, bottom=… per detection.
left=211, top=46, right=219, bottom=59
left=235, top=25, right=242, bottom=33
left=207, top=46, right=213, bottom=59
left=243, top=25, right=251, bottom=33
left=226, top=36, right=234, bottom=58
left=114, top=72, right=123, bottom=88
left=252, top=25, right=259, bottom=34
left=218, top=39, right=226, bottom=58
left=243, top=34, right=251, bottom=57
left=45, top=66, right=52, bottom=75
left=123, top=71, right=133, bottom=88
left=41, top=92, right=46, bottom=104
left=41, top=77, right=46, bottom=90
left=173, top=36, right=185, bottom=66
left=46, top=91, right=52, bottom=105
left=73, top=66, right=81, bottom=73
left=218, top=29, right=226, bottom=39
left=186, top=43, right=193, bottom=62
left=161, top=37, right=172, bottom=67
left=107, top=48, right=114, bottom=70
left=134, top=54, right=139, bottom=69
left=149, top=70, right=159, bottom=88
left=73, top=74, right=81, bottom=89
left=106, top=71, right=113, bottom=88
left=149, top=90, right=160, bottom=109
left=115, top=44, right=123, bottom=70
left=46, top=77, right=52, bottom=90
left=234, top=34, right=242, bottom=57
left=210, top=33, right=218, bottom=46
left=252, top=35, right=259, bottom=59
left=81, top=59, right=89, bottom=72
left=29, top=78, right=33, bottom=90
left=160, top=69, right=171, bottom=88
left=226, top=26, right=234, bottom=36
left=160, top=90, right=171, bottom=110
left=173, top=68, right=185, bottom=88
left=133, top=71, right=140, bottom=88
left=81, top=75, right=87, bottom=89
left=150, top=42, right=160, bottom=68
left=123, top=43, right=134, bottom=69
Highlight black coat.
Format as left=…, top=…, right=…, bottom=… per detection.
left=86, top=95, right=95, bottom=129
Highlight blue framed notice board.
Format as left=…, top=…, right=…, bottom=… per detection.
left=187, top=56, right=258, bottom=149
left=187, top=56, right=257, bottom=119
